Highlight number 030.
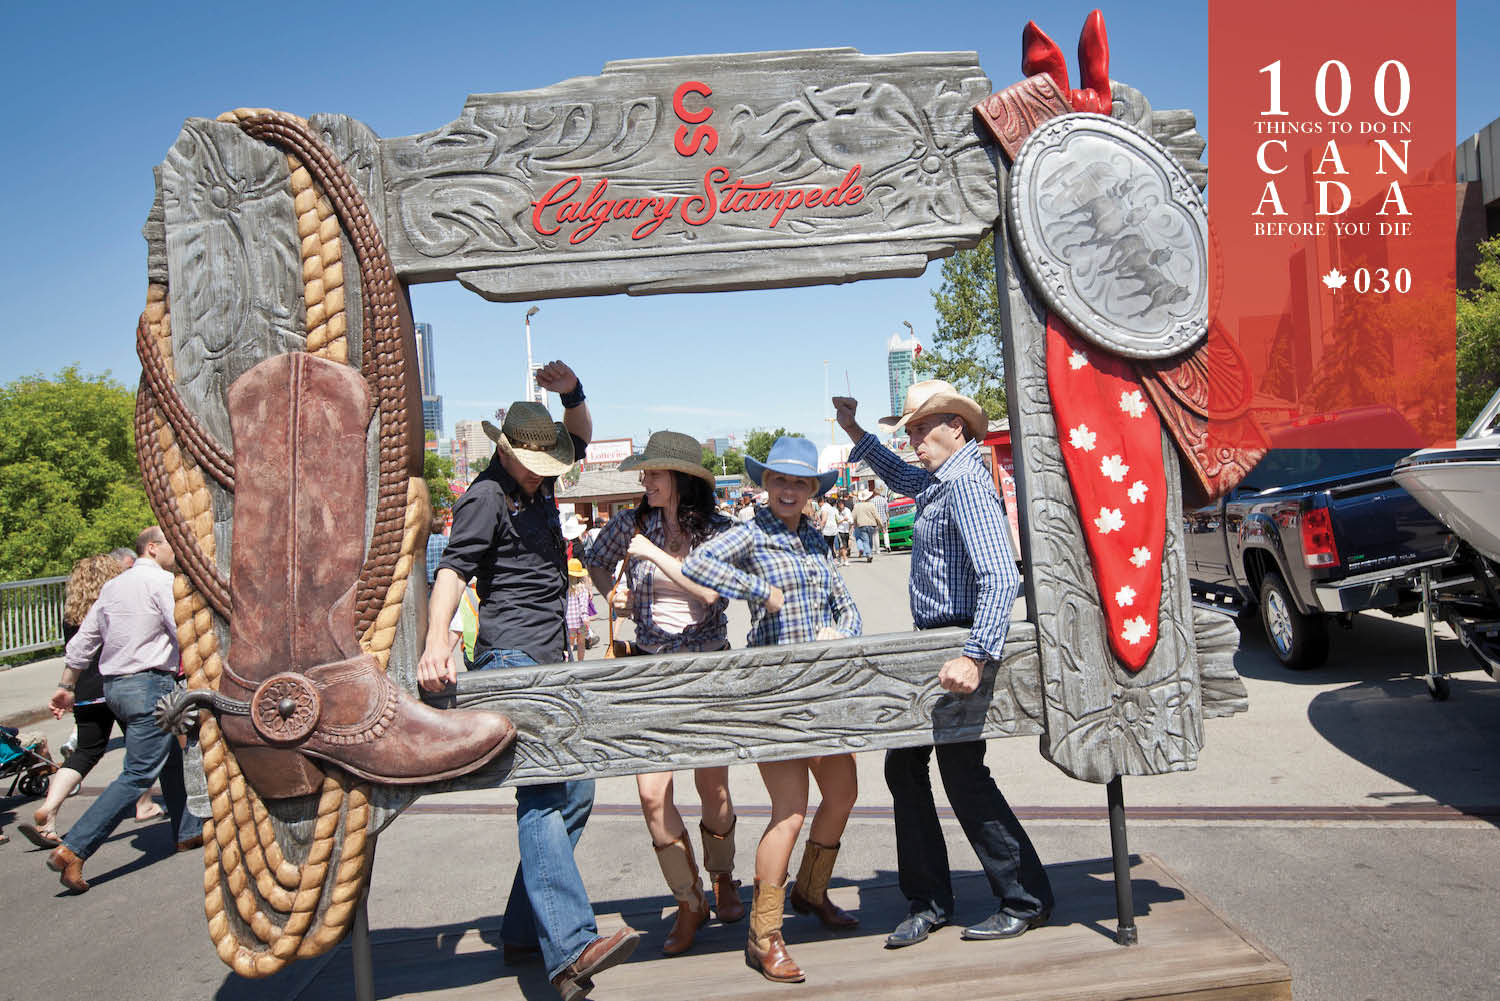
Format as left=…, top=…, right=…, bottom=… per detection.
left=1353, top=267, right=1411, bottom=294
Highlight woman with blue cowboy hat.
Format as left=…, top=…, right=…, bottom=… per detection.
left=682, top=435, right=862, bottom=985
left=582, top=430, right=745, bottom=956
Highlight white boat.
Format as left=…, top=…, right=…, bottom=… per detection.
left=1393, top=387, right=1500, bottom=563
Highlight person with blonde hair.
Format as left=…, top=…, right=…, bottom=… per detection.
left=42, top=527, right=196, bottom=892
left=683, top=435, right=863, bottom=985
left=18, top=552, right=160, bottom=848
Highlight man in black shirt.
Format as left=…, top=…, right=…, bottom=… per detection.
left=419, top=361, right=637, bottom=1001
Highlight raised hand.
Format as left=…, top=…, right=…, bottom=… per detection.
left=831, top=396, right=863, bottom=439
left=534, top=360, right=579, bottom=394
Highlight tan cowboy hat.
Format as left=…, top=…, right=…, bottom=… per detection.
left=880, top=380, right=987, bottom=440
left=483, top=401, right=575, bottom=477
left=617, top=430, right=716, bottom=487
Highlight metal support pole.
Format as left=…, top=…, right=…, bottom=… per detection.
left=351, top=895, right=374, bottom=1001
left=1107, top=775, right=1138, bottom=945
left=351, top=834, right=377, bottom=1001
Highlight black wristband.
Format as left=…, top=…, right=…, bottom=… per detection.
left=560, top=381, right=586, bottom=408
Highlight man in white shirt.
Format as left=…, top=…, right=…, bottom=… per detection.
left=45, top=526, right=194, bottom=892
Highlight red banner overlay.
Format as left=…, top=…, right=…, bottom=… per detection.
left=1209, top=0, right=1455, bottom=449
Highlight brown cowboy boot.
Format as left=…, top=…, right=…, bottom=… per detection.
left=789, top=839, right=859, bottom=929
left=701, top=817, right=745, bottom=923
left=745, top=879, right=805, bottom=983
left=47, top=845, right=89, bottom=893
left=654, top=833, right=709, bottom=955
left=218, top=352, right=513, bottom=799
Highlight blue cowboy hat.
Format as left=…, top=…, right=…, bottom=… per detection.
left=745, top=436, right=838, bottom=495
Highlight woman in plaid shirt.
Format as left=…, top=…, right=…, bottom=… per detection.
left=583, top=431, right=744, bottom=956
left=682, top=436, right=862, bottom=985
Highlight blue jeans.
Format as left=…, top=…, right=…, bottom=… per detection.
left=473, top=648, right=599, bottom=979
left=855, top=525, right=876, bottom=558
left=63, top=671, right=189, bottom=860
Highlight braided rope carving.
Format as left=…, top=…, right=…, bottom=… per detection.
left=138, top=109, right=426, bottom=975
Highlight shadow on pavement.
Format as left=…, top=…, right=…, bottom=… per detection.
left=1232, top=609, right=1480, bottom=687
left=1307, top=674, right=1500, bottom=826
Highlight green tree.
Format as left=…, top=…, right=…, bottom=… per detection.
left=423, top=451, right=456, bottom=516
left=702, top=446, right=745, bottom=477
left=1458, top=236, right=1500, bottom=432
left=470, top=454, right=490, bottom=475
left=0, top=367, right=154, bottom=581
left=743, top=428, right=804, bottom=463
left=921, top=239, right=1007, bottom=418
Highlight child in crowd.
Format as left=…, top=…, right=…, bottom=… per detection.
left=565, top=558, right=593, bottom=662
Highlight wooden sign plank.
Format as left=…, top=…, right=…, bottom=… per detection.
left=379, top=49, right=1000, bottom=298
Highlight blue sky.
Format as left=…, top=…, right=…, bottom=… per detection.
left=3, top=1, right=1492, bottom=447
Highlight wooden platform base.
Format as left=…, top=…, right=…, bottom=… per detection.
left=291, top=854, right=1290, bottom=1001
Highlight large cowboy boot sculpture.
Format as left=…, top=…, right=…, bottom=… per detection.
left=212, top=351, right=514, bottom=799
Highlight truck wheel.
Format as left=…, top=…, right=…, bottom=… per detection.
left=1259, top=572, right=1330, bottom=670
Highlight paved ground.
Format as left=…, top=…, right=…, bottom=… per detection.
left=3, top=552, right=1498, bottom=1001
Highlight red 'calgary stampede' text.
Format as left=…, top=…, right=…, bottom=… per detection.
left=530, top=165, right=865, bottom=245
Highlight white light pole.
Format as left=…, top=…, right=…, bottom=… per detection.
left=524, top=305, right=540, bottom=403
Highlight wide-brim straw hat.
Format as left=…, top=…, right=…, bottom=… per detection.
left=567, top=557, right=587, bottom=578
left=880, top=380, right=988, bottom=440
left=617, top=430, right=716, bottom=487
left=745, top=435, right=838, bottom=495
left=484, top=402, right=575, bottom=477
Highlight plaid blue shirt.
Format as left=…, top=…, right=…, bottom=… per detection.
left=682, top=506, right=862, bottom=647
left=849, top=433, right=1019, bottom=662
left=583, top=506, right=733, bottom=654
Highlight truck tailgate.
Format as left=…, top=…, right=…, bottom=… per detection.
left=1327, top=476, right=1450, bottom=576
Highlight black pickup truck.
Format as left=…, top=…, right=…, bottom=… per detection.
left=1187, top=409, right=1452, bottom=669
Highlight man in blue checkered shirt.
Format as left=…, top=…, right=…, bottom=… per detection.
left=835, top=381, right=1053, bottom=949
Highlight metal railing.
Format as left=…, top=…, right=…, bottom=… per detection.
left=0, top=576, right=67, bottom=658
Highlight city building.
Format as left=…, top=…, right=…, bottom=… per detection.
left=454, top=419, right=492, bottom=473
left=414, top=321, right=444, bottom=434
left=1458, top=115, right=1500, bottom=289
left=527, top=363, right=548, bottom=408
left=887, top=331, right=918, bottom=419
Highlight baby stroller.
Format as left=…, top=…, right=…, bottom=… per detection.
left=1, top=724, right=54, bottom=798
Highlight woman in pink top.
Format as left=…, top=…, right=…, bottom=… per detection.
left=583, top=431, right=740, bottom=956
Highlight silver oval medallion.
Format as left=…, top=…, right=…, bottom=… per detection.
left=1008, top=113, right=1209, bottom=359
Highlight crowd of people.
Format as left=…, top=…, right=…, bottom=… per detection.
left=24, top=527, right=206, bottom=892
left=417, top=362, right=1045, bottom=999
left=18, top=360, right=1037, bottom=1001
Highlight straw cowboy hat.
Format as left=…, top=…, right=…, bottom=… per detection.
left=880, top=380, right=988, bottom=440
left=483, top=402, right=575, bottom=477
left=617, top=430, right=716, bottom=487
left=745, top=436, right=838, bottom=495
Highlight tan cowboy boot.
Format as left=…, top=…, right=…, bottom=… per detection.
left=745, top=879, right=804, bottom=983
left=218, top=352, right=513, bottom=799
left=789, top=839, right=859, bottom=930
left=701, top=817, right=745, bottom=923
left=655, top=833, right=709, bottom=955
